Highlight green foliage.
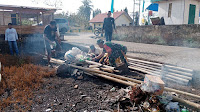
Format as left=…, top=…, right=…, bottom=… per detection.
left=93, top=9, right=101, bottom=18
left=124, top=7, right=128, bottom=13
left=78, top=0, right=93, bottom=21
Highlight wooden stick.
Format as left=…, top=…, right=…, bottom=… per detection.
left=85, top=72, right=136, bottom=87
left=69, top=64, right=200, bottom=99
left=48, top=58, right=200, bottom=100
left=85, top=60, right=115, bottom=70
left=69, top=64, right=143, bottom=84
left=172, top=96, right=200, bottom=110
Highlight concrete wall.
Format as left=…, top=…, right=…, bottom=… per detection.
left=115, top=25, right=200, bottom=85
left=158, top=0, right=200, bottom=24
left=115, top=25, right=200, bottom=47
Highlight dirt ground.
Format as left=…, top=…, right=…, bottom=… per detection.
left=1, top=37, right=200, bottom=111
left=31, top=74, right=126, bottom=112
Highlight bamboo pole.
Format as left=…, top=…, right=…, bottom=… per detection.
left=85, top=60, right=115, bottom=70
left=48, top=58, right=200, bottom=109
left=69, top=64, right=143, bottom=84
left=85, top=72, right=136, bottom=87
left=49, top=58, right=200, bottom=99
left=172, top=96, right=200, bottom=111
left=69, top=64, right=200, bottom=99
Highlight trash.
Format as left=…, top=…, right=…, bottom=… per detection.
left=143, top=101, right=150, bottom=109
left=64, top=47, right=82, bottom=61
left=171, top=92, right=179, bottom=97
left=181, top=107, right=189, bottom=112
left=74, top=85, right=78, bottom=89
left=129, top=85, right=146, bottom=104
left=80, top=95, right=87, bottom=99
left=141, top=75, right=165, bottom=95
left=165, top=102, right=180, bottom=112
left=45, top=108, right=51, bottom=112
left=110, top=87, right=116, bottom=92
left=64, top=47, right=91, bottom=62
left=159, top=92, right=173, bottom=105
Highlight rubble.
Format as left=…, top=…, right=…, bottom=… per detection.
left=74, top=85, right=79, bottom=89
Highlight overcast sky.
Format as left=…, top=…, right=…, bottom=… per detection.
left=0, top=0, right=151, bottom=14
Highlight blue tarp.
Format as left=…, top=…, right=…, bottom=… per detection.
left=146, top=3, right=159, bottom=11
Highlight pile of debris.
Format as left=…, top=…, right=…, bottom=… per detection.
left=55, top=47, right=200, bottom=111
left=104, top=75, right=191, bottom=112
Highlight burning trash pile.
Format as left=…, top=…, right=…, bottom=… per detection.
left=59, top=47, right=195, bottom=112
left=102, top=75, right=190, bottom=112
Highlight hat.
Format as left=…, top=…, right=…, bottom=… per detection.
left=97, top=39, right=104, bottom=44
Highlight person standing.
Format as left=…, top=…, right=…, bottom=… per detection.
left=44, top=21, right=61, bottom=66
left=102, top=11, right=117, bottom=42
left=5, top=23, right=19, bottom=56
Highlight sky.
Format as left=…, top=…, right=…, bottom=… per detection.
left=0, top=0, right=151, bottom=14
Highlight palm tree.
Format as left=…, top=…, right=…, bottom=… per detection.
left=78, top=0, right=93, bottom=21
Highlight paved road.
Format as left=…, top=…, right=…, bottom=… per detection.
left=64, top=33, right=200, bottom=72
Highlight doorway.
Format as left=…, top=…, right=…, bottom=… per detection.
left=188, top=4, right=196, bottom=24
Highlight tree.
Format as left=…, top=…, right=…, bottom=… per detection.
left=54, top=11, right=69, bottom=19
left=78, top=0, right=93, bottom=21
left=124, top=7, right=128, bottom=13
left=93, top=9, right=101, bottom=18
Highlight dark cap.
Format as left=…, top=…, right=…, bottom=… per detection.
left=97, top=39, right=104, bottom=44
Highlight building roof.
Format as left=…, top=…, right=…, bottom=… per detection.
left=0, top=3, right=57, bottom=14
left=89, top=11, right=130, bottom=23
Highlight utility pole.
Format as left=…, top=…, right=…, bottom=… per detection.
left=133, top=0, right=135, bottom=26
left=133, top=0, right=141, bottom=26
left=138, top=0, right=141, bottom=25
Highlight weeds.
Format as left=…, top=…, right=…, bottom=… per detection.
left=0, top=55, right=56, bottom=111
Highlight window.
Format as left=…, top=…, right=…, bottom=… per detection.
left=122, top=24, right=127, bottom=26
left=168, top=3, right=172, bottom=17
left=99, top=24, right=101, bottom=26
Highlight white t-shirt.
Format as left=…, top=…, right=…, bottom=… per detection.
left=5, top=28, right=18, bottom=41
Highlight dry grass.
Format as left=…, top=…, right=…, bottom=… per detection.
left=0, top=55, right=56, bottom=111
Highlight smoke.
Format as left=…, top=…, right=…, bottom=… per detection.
left=22, top=34, right=45, bottom=55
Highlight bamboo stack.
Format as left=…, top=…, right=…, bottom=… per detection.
left=48, top=57, right=200, bottom=110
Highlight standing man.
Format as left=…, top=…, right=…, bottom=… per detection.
left=102, top=11, right=117, bottom=42
left=5, top=23, right=19, bottom=56
left=44, top=21, right=61, bottom=66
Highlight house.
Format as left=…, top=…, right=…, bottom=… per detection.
left=0, top=4, right=57, bottom=35
left=89, top=11, right=132, bottom=30
left=151, top=0, right=200, bottom=24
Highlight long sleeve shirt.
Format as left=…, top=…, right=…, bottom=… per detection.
left=102, top=17, right=116, bottom=33
left=5, top=28, right=18, bottom=41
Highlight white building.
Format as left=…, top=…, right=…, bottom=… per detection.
left=153, top=0, right=200, bottom=24
left=89, top=11, right=132, bottom=30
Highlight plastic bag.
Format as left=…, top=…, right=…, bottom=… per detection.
left=165, top=102, right=180, bottom=112
left=64, top=47, right=91, bottom=62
